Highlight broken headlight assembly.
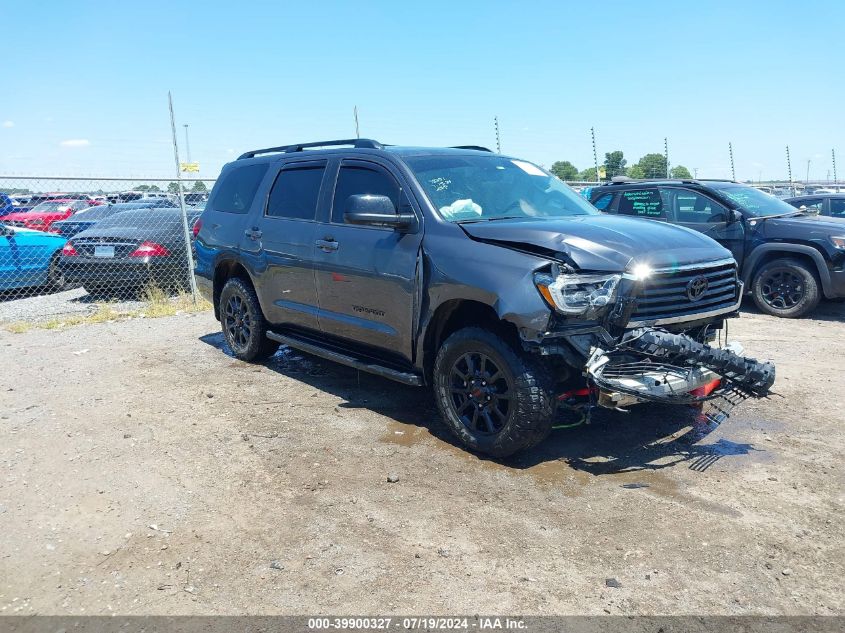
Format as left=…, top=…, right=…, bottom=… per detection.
left=534, top=269, right=621, bottom=319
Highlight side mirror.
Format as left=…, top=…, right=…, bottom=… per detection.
left=343, top=194, right=417, bottom=231
left=728, top=209, right=743, bottom=224
left=1, top=225, right=14, bottom=237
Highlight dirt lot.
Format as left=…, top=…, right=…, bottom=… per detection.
left=1, top=303, right=843, bottom=615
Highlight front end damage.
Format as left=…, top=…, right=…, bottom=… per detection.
left=585, top=328, right=775, bottom=418
left=530, top=259, right=776, bottom=423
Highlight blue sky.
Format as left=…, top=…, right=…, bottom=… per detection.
left=2, top=0, right=843, bottom=181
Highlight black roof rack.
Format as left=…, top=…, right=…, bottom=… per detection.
left=450, top=145, right=493, bottom=152
left=238, top=138, right=383, bottom=160
left=601, top=177, right=738, bottom=186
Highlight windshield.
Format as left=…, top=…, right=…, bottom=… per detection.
left=31, top=201, right=70, bottom=212
left=405, top=154, right=599, bottom=222
left=709, top=183, right=802, bottom=217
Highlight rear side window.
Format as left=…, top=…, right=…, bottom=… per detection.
left=592, top=193, right=614, bottom=211
left=618, top=189, right=665, bottom=219
left=331, top=164, right=399, bottom=223
left=209, top=163, right=268, bottom=214
left=266, top=164, right=326, bottom=220
left=830, top=199, right=845, bottom=217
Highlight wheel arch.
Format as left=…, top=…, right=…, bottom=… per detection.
left=420, top=299, right=521, bottom=383
left=743, top=244, right=831, bottom=297
left=212, top=259, right=254, bottom=320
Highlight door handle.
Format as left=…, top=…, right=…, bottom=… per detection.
left=316, top=239, right=339, bottom=252
left=244, top=227, right=262, bottom=240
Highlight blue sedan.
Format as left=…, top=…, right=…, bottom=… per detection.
left=1, top=222, right=68, bottom=292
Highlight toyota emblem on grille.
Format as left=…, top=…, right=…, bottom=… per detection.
left=686, top=275, right=709, bottom=301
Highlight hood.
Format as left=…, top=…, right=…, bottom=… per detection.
left=4, top=226, right=66, bottom=241
left=458, top=215, right=732, bottom=272
left=753, top=213, right=845, bottom=236
left=3, top=211, right=70, bottom=221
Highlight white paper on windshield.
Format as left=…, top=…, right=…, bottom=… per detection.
left=511, top=160, right=546, bottom=177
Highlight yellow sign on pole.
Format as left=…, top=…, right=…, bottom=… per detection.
left=180, top=162, right=200, bottom=173
left=598, top=166, right=607, bottom=179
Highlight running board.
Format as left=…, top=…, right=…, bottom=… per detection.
left=266, top=331, right=424, bottom=387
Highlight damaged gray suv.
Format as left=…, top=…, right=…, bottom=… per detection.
left=195, top=140, right=775, bottom=457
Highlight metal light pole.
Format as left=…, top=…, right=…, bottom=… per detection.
left=354, top=106, right=360, bottom=139
left=728, top=142, right=736, bottom=181
left=183, top=124, right=191, bottom=165
left=806, top=159, right=811, bottom=185
left=494, top=116, right=501, bottom=154
left=833, top=148, right=838, bottom=184
left=786, top=146, right=794, bottom=196
left=664, top=137, right=670, bottom=178
left=591, top=127, right=599, bottom=183
left=169, top=93, right=198, bottom=301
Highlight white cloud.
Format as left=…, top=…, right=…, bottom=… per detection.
left=60, top=139, right=90, bottom=147
left=2, top=120, right=13, bottom=128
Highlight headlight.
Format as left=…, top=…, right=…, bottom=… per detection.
left=831, top=236, right=845, bottom=249
left=534, top=271, right=621, bottom=317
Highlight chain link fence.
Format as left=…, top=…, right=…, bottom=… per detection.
left=0, top=177, right=215, bottom=324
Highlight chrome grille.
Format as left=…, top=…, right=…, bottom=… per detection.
left=631, top=260, right=740, bottom=324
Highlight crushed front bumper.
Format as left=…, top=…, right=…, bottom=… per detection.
left=584, top=327, right=776, bottom=409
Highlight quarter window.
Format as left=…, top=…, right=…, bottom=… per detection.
left=617, top=189, right=665, bottom=219
left=332, top=165, right=399, bottom=223
left=209, top=163, right=268, bottom=214
left=266, top=165, right=326, bottom=220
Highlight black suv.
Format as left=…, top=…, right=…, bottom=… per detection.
left=195, top=140, right=774, bottom=457
left=587, top=179, right=845, bottom=318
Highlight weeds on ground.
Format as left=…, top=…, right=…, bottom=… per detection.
left=2, top=284, right=211, bottom=333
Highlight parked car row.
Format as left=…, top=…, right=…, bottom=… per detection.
left=0, top=200, right=201, bottom=296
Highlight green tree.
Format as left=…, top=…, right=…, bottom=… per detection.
left=135, top=184, right=151, bottom=191
left=148, top=184, right=161, bottom=191
left=579, top=167, right=598, bottom=181
left=167, top=182, right=181, bottom=194
left=670, top=165, right=692, bottom=179
left=633, top=153, right=668, bottom=178
left=550, top=160, right=579, bottom=181
left=603, top=151, right=627, bottom=179
left=191, top=181, right=208, bottom=193
left=627, top=164, right=645, bottom=179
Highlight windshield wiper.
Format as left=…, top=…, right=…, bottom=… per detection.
left=753, top=211, right=804, bottom=221
left=457, top=215, right=531, bottom=224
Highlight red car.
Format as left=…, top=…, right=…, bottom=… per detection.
left=2, top=199, right=92, bottom=233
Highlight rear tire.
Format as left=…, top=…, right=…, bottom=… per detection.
left=47, top=253, right=66, bottom=292
left=751, top=258, right=820, bottom=318
left=433, top=327, right=556, bottom=458
left=218, top=277, right=279, bottom=361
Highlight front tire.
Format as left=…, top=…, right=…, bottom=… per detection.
left=751, top=258, right=820, bottom=318
left=433, top=327, right=556, bottom=458
left=219, top=277, right=278, bottom=361
left=47, top=253, right=66, bottom=292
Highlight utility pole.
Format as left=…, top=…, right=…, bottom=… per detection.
left=169, top=92, right=198, bottom=301
left=786, top=146, right=794, bottom=196
left=728, top=142, right=736, bottom=181
left=354, top=106, right=360, bottom=139
left=833, top=148, right=838, bottom=183
left=693, top=167, right=699, bottom=178
left=664, top=137, right=670, bottom=178
left=494, top=116, right=501, bottom=154
left=806, top=159, right=811, bottom=184
left=591, top=127, right=599, bottom=183
left=183, top=124, right=191, bottom=164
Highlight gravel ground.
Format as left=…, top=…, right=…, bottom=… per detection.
left=0, top=287, right=147, bottom=324
left=0, top=305, right=843, bottom=615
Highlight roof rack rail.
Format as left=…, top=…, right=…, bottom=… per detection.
left=450, top=145, right=493, bottom=152
left=238, top=138, right=383, bottom=160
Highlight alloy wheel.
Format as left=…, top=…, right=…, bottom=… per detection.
left=448, top=352, right=513, bottom=436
